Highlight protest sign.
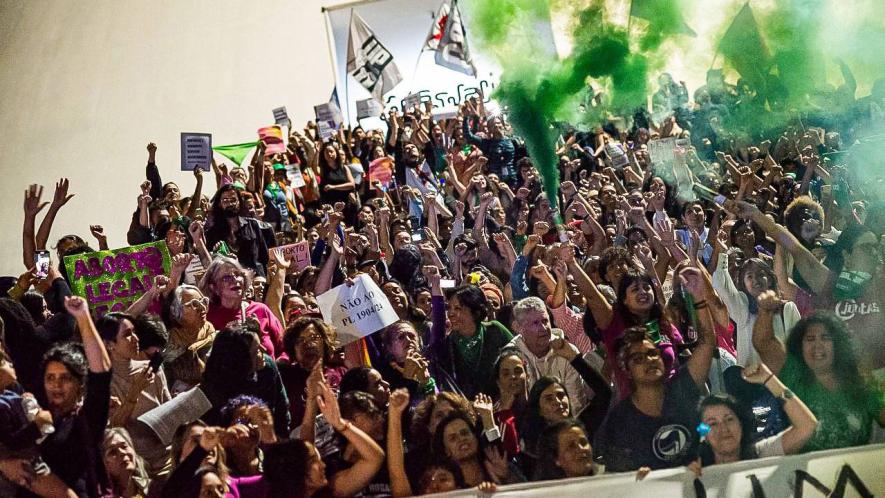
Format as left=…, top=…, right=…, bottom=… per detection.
left=356, top=98, right=383, bottom=120
left=258, top=125, right=286, bottom=154
left=64, top=241, right=171, bottom=317
left=367, top=156, right=394, bottom=189
left=316, top=274, right=398, bottom=345
left=647, top=137, right=677, bottom=166
left=402, top=92, right=423, bottom=112
left=271, top=241, right=311, bottom=273
left=286, top=164, right=307, bottom=188
left=315, top=102, right=344, bottom=140
left=180, top=133, right=212, bottom=171
left=272, top=106, right=291, bottom=128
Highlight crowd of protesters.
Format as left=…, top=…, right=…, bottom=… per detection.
left=0, top=68, right=883, bottom=498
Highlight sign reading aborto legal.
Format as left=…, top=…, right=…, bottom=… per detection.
left=64, top=241, right=172, bottom=317
left=316, top=273, right=398, bottom=346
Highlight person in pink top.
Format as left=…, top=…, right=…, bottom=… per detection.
left=200, top=257, right=283, bottom=358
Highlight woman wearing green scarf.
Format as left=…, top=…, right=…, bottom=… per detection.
left=427, top=276, right=513, bottom=399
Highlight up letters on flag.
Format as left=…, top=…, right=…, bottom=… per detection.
left=347, top=12, right=402, bottom=102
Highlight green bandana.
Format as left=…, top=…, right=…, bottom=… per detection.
left=454, top=322, right=485, bottom=367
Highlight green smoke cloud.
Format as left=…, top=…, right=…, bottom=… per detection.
left=466, top=0, right=662, bottom=210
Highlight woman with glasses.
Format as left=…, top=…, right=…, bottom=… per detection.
left=200, top=257, right=284, bottom=359
left=594, top=267, right=718, bottom=472
left=162, top=284, right=217, bottom=394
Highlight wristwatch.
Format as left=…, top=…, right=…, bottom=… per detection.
left=779, top=388, right=795, bottom=402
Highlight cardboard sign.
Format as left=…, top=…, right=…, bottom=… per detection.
left=286, top=164, right=307, bottom=188
left=316, top=274, right=398, bottom=345
left=64, top=241, right=172, bottom=317
left=356, top=98, right=383, bottom=119
left=272, top=106, right=291, bottom=128
left=314, top=102, right=343, bottom=140
left=367, top=156, right=394, bottom=189
left=258, top=125, right=286, bottom=154
left=180, top=133, right=212, bottom=171
left=402, top=92, right=423, bottom=112
left=271, top=241, right=311, bottom=272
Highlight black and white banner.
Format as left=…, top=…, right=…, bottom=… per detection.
left=346, top=12, right=403, bottom=103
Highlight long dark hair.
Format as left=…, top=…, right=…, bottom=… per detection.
left=432, top=412, right=489, bottom=480
left=614, top=271, right=669, bottom=330
left=206, top=184, right=239, bottom=242
left=697, top=394, right=757, bottom=465
left=534, top=419, right=595, bottom=481
left=736, top=258, right=778, bottom=314
left=263, top=439, right=316, bottom=498
left=520, top=376, right=571, bottom=456
left=784, top=311, right=867, bottom=404
left=202, top=326, right=259, bottom=401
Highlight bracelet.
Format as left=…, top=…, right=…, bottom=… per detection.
left=337, top=420, right=351, bottom=433
left=763, top=373, right=774, bottom=386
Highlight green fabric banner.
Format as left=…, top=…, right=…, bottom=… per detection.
left=718, top=3, right=771, bottom=89
left=630, top=0, right=696, bottom=37
left=212, top=141, right=260, bottom=166
left=63, top=241, right=171, bottom=317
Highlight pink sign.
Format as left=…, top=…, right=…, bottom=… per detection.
left=258, top=125, right=286, bottom=154
left=271, top=241, right=311, bottom=272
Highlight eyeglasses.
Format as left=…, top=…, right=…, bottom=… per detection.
left=184, top=297, right=209, bottom=309
left=295, top=331, right=324, bottom=345
left=220, top=273, right=245, bottom=285
left=220, top=197, right=239, bottom=206
left=628, top=349, right=661, bottom=365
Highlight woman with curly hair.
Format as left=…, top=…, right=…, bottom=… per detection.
left=277, top=317, right=346, bottom=427
left=753, top=306, right=884, bottom=452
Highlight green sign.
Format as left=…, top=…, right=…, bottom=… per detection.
left=63, top=241, right=171, bottom=317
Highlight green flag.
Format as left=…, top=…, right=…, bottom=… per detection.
left=718, top=3, right=771, bottom=89
left=212, top=141, right=259, bottom=166
left=630, top=0, right=696, bottom=50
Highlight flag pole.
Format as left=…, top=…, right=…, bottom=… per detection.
left=344, top=9, right=354, bottom=126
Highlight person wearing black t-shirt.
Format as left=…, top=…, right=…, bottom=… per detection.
left=594, top=267, right=717, bottom=472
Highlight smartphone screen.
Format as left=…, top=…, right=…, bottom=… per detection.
left=440, top=279, right=456, bottom=289
left=411, top=232, right=424, bottom=242
left=34, top=250, right=50, bottom=279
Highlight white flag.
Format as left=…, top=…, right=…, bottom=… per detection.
left=423, top=2, right=450, bottom=51
left=346, top=12, right=403, bottom=102
left=435, top=0, right=476, bottom=76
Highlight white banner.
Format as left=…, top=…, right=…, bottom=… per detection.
left=323, top=0, right=557, bottom=125
left=427, top=444, right=884, bottom=498
left=316, top=273, right=399, bottom=345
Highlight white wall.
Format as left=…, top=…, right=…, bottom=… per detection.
left=0, top=0, right=355, bottom=275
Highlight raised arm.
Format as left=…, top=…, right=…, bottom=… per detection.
left=36, top=179, right=75, bottom=250
left=741, top=363, right=817, bottom=454
left=680, top=267, right=717, bottom=387
left=63, top=296, right=111, bottom=373
left=22, top=185, right=48, bottom=269
left=319, top=383, right=385, bottom=498
left=386, top=389, right=413, bottom=498
left=184, top=167, right=205, bottom=219
left=565, top=250, right=614, bottom=331
left=751, top=291, right=788, bottom=374
left=725, top=200, right=832, bottom=294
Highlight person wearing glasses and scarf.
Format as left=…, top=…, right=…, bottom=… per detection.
left=162, top=284, right=217, bottom=394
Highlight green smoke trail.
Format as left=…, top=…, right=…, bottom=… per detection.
left=466, top=0, right=663, bottom=211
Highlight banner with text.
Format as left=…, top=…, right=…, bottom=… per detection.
left=316, top=273, right=398, bottom=345
left=64, top=241, right=172, bottom=317
left=324, top=0, right=557, bottom=124
left=425, top=444, right=884, bottom=498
